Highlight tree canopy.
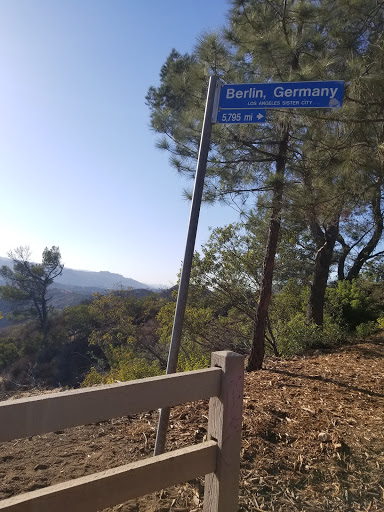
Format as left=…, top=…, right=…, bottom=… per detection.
left=0, top=246, right=63, bottom=343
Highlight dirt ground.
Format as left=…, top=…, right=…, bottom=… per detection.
left=1, top=336, right=383, bottom=511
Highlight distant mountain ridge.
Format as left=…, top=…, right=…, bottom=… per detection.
left=0, top=257, right=164, bottom=320
left=56, top=267, right=150, bottom=290
left=0, top=256, right=152, bottom=291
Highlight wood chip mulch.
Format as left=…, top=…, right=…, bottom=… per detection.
left=1, top=336, right=383, bottom=511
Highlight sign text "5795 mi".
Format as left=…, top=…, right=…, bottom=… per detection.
left=217, top=109, right=266, bottom=124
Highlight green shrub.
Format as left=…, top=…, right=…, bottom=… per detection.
left=355, top=321, right=379, bottom=337
left=81, top=366, right=105, bottom=387
left=177, top=344, right=210, bottom=372
left=376, top=315, right=384, bottom=330
left=325, top=280, right=379, bottom=330
left=0, top=341, right=19, bottom=369
left=270, top=279, right=308, bottom=324
left=81, top=341, right=163, bottom=387
left=278, top=314, right=346, bottom=356
left=108, top=354, right=162, bottom=382
left=20, top=333, right=44, bottom=356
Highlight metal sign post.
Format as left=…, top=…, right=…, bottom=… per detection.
left=154, top=75, right=220, bottom=455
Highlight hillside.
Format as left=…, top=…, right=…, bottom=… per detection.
left=0, top=256, right=160, bottom=316
left=1, top=337, right=383, bottom=511
left=55, top=268, right=150, bottom=291
left=0, top=256, right=152, bottom=291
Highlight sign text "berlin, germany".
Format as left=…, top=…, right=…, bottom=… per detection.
left=216, top=109, right=266, bottom=124
left=219, top=80, right=344, bottom=109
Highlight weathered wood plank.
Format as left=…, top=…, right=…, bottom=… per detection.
left=0, top=441, right=217, bottom=512
left=204, top=351, right=244, bottom=512
left=0, top=367, right=221, bottom=442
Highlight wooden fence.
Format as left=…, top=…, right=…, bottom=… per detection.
left=0, top=350, right=244, bottom=512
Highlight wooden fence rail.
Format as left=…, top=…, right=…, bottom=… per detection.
left=0, top=350, right=244, bottom=512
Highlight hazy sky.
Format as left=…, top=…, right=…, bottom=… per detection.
left=0, top=0, right=240, bottom=286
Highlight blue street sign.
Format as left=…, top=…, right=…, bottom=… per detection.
left=217, top=109, right=266, bottom=124
left=219, top=80, right=344, bottom=109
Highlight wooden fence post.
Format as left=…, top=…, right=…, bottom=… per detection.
left=204, top=350, right=244, bottom=512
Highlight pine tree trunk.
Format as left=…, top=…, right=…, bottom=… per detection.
left=40, top=291, right=49, bottom=347
left=247, top=213, right=280, bottom=370
left=336, top=234, right=350, bottom=281
left=346, top=183, right=383, bottom=281
left=247, top=129, right=289, bottom=371
left=306, top=223, right=339, bottom=326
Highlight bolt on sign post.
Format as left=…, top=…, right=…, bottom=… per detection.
left=154, top=77, right=344, bottom=456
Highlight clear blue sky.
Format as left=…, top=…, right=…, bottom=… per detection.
left=0, top=0, right=240, bottom=286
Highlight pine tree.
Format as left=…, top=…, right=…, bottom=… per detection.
left=0, top=247, right=63, bottom=344
left=147, top=0, right=384, bottom=369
